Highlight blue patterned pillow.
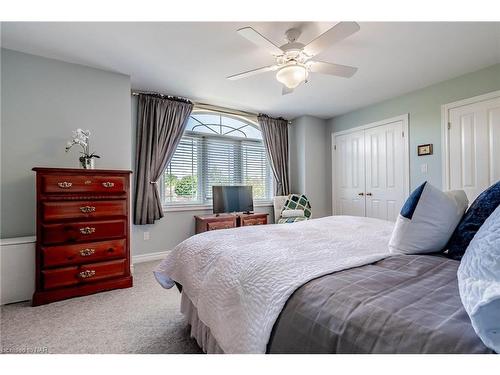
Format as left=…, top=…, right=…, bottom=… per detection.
left=444, top=180, right=500, bottom=260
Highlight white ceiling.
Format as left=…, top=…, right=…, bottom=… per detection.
left=2, top=22, right=500, bottom=119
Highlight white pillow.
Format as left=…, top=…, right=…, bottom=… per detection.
left=281, top=209, right=305, bottom=218
left=444, top=189, right=469, bottom=213
left=389, top=182, right=467, bottom=254
left=458, top=204, right=500, bottom=353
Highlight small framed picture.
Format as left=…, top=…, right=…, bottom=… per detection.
left=417, top=144, right=433, bottom=156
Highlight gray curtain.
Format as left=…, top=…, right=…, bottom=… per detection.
left=258, top=114, right=290, bottom=196
left=134, top=94, right=193, bottom=225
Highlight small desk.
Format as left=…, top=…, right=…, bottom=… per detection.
left=195, top=212, right=269, bottom=234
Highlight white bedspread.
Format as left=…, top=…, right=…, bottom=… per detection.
left=154, top=215, right=394, bottom=353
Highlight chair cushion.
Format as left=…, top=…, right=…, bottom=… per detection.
left=444, top=180, right=500, bottom=260
left=457, top=204, right=500, bottom=353
left=389, top=182, right=467, bottom=254
left=281, top=209, right=305, bottom=218
left=281, top=194, right=311, bottom=219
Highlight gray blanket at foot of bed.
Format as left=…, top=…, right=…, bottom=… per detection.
left=267, top=254, right=492, bottom=354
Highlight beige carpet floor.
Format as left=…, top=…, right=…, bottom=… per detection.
left=0, top=261, right=202, bottom=354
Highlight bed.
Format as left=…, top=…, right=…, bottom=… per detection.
left=154, top=215, right=492, bottom=354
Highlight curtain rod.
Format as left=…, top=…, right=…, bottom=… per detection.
left=131, top=91, right=291, bottom=124
left=132, top=91, right=258, bottom=119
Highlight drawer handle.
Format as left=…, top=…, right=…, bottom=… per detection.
left=78, top=270, right=96, bottom=279
left=209, top=226, right=231, bottom=230
left=79, top=248, right=95, bottom=257
left=79, top=227, right=96, bottom=235
left=102, top=182, right=115, bottom=188
left=79, top=206, right=96, bottom=213
left=57, top=182, right=73, bottom=188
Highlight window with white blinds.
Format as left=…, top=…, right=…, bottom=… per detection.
left=162, top=112, right=273, bottom=206
left=163, top=136, right=200, bottom=204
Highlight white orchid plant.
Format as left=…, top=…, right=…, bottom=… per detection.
left=65, top=128, right=100, bottom=165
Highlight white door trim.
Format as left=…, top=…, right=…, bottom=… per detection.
left=441, top=89, right=500, bottom=191
left=331, top=113, right=410, bottom=215
left=332, top=114, right=409, bottom=137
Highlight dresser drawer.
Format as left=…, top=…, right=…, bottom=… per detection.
left=42, top=259, right=127, bottom=290
left=42, top=239, right=126, bottom=268
left=42, top=200, right=126, bottom=222
left=207, top=220, right=236, bottom=231
left=241, top=216, right=267, bottom=226
left=41, top=175, right=126, bottom=194
left=42, top=219, right=126, bottom=245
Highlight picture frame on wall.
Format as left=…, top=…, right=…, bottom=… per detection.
left=417, top=144, right=433, bottom=156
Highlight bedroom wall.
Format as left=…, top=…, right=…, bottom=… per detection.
left=326, top=63, right=500, bottom=214
left=289, top=115, right=329, bottom=218
left=0, top=48, right=132, bottom=238
left=0, top=49, right=273, bottom=257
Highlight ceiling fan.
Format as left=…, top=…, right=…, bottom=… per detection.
left=227, top=22, right=360, bottom=95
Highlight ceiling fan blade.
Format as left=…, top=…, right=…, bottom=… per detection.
left=237, top=27, right=283, bottom=56
left=282, top=86, right=294, bottom=95
left=309, top=61, right=358, bottom=78
left=227, top=65, right=278, bottom=80
left=303, top=22, right=360, bottom=57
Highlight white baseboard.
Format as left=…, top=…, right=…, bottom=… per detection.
left=132, top=250, right=170, bottom=264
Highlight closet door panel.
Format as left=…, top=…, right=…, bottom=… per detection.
left=448, top=96, right=500, bottom=201
left=365, top=121, right=406, bottom=221
left=335, top=131, right=365, bottom=217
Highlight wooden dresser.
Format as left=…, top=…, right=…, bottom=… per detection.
left=195, top=212, right=268, bottom=234
left=32, top=167, right=133, bottom=306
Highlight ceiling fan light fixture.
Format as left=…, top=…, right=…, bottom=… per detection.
left=275, top=64, right=308, bottom=89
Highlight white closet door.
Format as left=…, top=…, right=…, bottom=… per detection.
left=448, top=96, right=500, bottom=201
left=335, top=130, right=366, bottom=217
left=364, top=120, right=406, bottom=221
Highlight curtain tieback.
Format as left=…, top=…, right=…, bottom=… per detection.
left=150, top=181, right=157, bottom=184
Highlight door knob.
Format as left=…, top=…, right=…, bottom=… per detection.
left=358, top=192, right=364, bottom=196
left=366, top=192, right=373, bottom=196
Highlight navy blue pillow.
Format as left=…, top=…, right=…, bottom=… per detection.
left=400, top=182, right=427, bottom=219
left=445, top=180, right=500, bottom=260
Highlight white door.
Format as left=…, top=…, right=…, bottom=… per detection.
left=364, top=121, right=406, bottom=221
left=447, top=96, right=500, bottom=201
left=334, top=130, right=366, bottom=217
left=333, top=115, right=409, bottom=221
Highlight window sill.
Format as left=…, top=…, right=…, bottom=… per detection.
left=162, top=201, right=273, bottom=213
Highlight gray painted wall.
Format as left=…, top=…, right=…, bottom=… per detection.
left=0, top=49, right=273, bottom=256
left=289, top=115, right=329, bottom=218
left=1, top=49, right=132, bottom=238
left=326, top=63, right=500, bottom=214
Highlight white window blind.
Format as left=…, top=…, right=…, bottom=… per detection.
left=163, top=136, right=201, bottom=205
left=204, top=137, right=242, bottom=200
left=162, top=112, right=273, bottom=206
left=242, top=141, right=272, bottom=200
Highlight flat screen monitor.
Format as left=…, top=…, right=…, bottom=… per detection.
left=212, top=185, right=253, bottom=214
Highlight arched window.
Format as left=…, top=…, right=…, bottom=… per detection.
left=185, top=113, right=263, bottom=140
left=163, top=111, right=273, bottom=206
